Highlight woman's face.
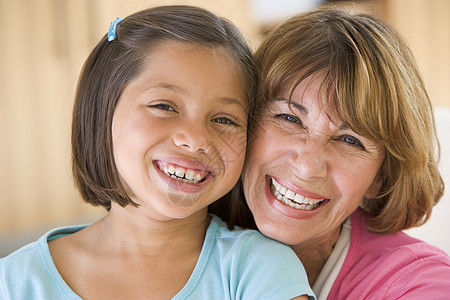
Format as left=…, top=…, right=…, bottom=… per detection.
left=242, top=75, right=385, bottom=247
left=112, top=41, right=248, bottom=221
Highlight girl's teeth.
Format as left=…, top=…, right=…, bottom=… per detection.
left=168, top=166, right=176, bottom=174
left=271, top=178, right=324, bottom=210
left=194, top=173, right=202, bottom=182
left=185, top=170, right=195, bottom=180
left=161, top=163, right=206, bottom=184
left=175, top=167, right=186, bottom=178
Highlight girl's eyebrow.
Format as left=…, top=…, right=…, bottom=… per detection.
left=272, top=97, right=308, bottom=115
left=220, top=97, right=243, bottom=106
left=143, top=82, right=183, bottom=94
left=143, top=83, right=243, bottom=106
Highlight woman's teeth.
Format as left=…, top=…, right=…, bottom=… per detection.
left=164, top=165, right=204, bottom=184
left=271, top=178, right=324, bottom=211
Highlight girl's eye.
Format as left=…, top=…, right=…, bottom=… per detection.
left=149, top=103, right=176, bottom=112
left=340, top=135, right=365, bottom=150
left=212, top=117, right=238, bottom=126
left=274, top=114, right=304, bottom=128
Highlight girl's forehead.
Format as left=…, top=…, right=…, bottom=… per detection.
left=141, top=41, right=246, bottom=81
left=122, top=40, right=248, bottom=104
left=142, top=41, right=234, bottom=62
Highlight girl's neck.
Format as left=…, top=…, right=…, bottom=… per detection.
left=91, top=204, right=211, bottom=256
left=49, top=204, right=211, bottom=299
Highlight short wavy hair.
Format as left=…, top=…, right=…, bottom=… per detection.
left=71, top=5, right=257, bottom=210
left=253, top=7, right=444, bottom=233
left=213, top=7, right=444, bottom=234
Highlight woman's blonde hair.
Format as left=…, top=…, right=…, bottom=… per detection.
left=250, top=7, right=444, bottom=234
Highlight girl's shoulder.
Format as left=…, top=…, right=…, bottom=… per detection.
left=209, top=213, right=283, bottom=249
left=189, top=214, right=316, bottom=300
left=0, top=225, right=86, bottom=300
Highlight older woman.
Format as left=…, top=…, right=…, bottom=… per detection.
left=212, top=7, right=450, bottom=299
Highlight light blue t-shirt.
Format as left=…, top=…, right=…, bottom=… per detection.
left=0, top=214, right=315, bottom=299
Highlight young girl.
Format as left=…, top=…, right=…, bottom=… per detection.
left=0, top=6, right=315, bottom=299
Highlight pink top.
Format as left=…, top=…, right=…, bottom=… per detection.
left=329, top=209, right=450, bottom=299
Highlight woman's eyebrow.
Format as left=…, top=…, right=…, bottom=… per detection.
left=272, top=97, right=308, bottom=115
left=273, top=97, right=350, bottom=130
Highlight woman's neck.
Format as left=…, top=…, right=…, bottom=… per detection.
left=290, top=226, right=341, bottom=287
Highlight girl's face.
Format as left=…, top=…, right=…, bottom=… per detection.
left=112, top=41, right=247, bottom=221
left=242, top=75, right=385, bottom=247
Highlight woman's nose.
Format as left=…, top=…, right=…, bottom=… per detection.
left=172, top=123, right=210, bottom=153
left=288, top=141, right=328, bottom=179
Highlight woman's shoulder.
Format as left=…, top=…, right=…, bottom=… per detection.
left=351, top=208, right=449, bottom=260
left=332, top=209, right=450, bottom=298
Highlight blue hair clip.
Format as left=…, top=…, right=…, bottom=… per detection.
left=107, top=17, right=123, bottom=41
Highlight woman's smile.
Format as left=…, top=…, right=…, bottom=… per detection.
left=270, top=177, right=327, bottom=211
left=242, top=74, right=385, bottom=245
left=263, top=175, right=330, bottom=220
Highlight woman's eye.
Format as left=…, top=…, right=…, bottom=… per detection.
left=274, top=114, right=304, bottom=127
left=340, top=135, right=365, bottom=150
left=212, top=117, right=238, bottom=126
left=149, top=103, right=176, bottom=111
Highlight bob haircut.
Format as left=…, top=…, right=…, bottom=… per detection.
left=72, top=5, right=257, bottom=210
left=217, top=7, right=444, bottom=234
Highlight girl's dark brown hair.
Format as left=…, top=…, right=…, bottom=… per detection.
left=72, top=5, right=257, bottom=210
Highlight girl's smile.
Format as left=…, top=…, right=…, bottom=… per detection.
left=153, top=158, right=215, bottom=196
left=155, top=159, right=213, bottom=185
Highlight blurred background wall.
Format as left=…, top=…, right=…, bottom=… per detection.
left=1, top=0, right=449, bottom=256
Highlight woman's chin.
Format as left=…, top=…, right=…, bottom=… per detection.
left=252, top=214, right=304, bottom=246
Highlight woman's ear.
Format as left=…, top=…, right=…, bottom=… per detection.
left=364, top=164, right=385, bottom=199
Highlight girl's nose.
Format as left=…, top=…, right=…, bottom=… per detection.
left=172, top=124, right=210, bottom=153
